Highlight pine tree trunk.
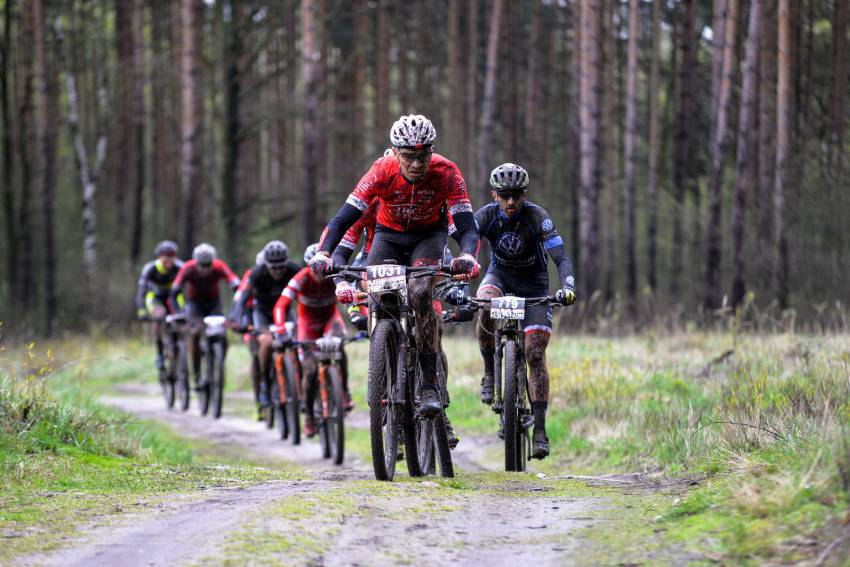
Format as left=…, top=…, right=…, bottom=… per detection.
left=130, top=0, right=145, bottom=265
left=775, top=0, right=791, bottom=308
left=757, top=0, right=776, bottom=262
left=477, top=0, right=504, bottom=201
left=447, top=0, right=462, bottom=161
left=705, top=0, right=738, bottom=310
left=731, top=0, right=763, bottom=308
left=466, top=0, right=478, bottom=190
left=180, top=0, right=202, bottom=251
left=114, top=0, right=131, bottom=230
left=579, top=0, right=601, bottom=297
left=1, top=0, right=15, bottom=304
left=829, top=0, right=847, bottom=163
left=523, top=0, right=542, bottom=167
left=302, top=0, right=319, bottom=245
left=646, top=0, right=661, bottom=294
left=375, top=0, right=389, bottom=153
left=222, top=0, right=242, bottom=260
left=624, top=0, right=639, bottom=304
left=33, top=0, right=58, bottom=336
left=17, top=0, right=35, bottom=307
left=600, top=0, right=615, bottom=299
left=151, top=0, right=170, bottom=238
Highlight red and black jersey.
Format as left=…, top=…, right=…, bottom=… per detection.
left=172, top=259, right=240, bottom=302
left=273, top=267, right=337, bottom=327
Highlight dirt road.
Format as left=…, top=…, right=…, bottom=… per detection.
left=29, top=387, right=665, bottom=566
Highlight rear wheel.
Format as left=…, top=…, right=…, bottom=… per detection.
left=160, top=342, right=176, bottom=409
left=265, top=375, right=277, bottom=429
left=284, top=352, right=301, bottom=445
left=503, top=339, right=519, bottom=472
left=368, top=319, right=399, bottom=481
left=327, top=365, right=346, bottom=465
left=211, top=341, right=226, bottom=419
left=416, top=419, right=436, bottom=476
left=176, top=340, right=190, bottom=412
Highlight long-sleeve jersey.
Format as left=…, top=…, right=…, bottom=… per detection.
left=273, top=267, right=337, bottom=328
left=474, top=201, right=575, bottom=290
left=231, top=261, right=300, bottom=321
left=170, top=258, right=241, bottom=303
left=318, top=153, right=478, bottom=256
left=135, top=259, right=184, bottom=309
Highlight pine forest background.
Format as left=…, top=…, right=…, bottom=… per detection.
left=0, top=0, right=848, bottom=336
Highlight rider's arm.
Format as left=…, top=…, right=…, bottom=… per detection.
left=444, top=165, right=478, bottom=256
left=217, top=260, right=242, bottom=291
left=273, top=270, right=303, bottom=327
left=318, top=166, right=383, bottom=253
left=135, top=263, right=153, bottom=311
left=538, top=210, right=576, bottom=291
left=229, top=268, right=254, bottom=322
left=168, top=263, right=188, bottom=311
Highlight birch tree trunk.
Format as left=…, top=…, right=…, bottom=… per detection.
left=477, top=0, right=504, bottom=201
left=731, top=0, right=763, bottom=308
left=55, top=16, right=108, bottom=322
left=705, top=0, right=738, bottom=310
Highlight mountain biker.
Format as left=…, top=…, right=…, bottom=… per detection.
left=330, top=201, right=466, bottom=448
left=310, top=114, right=480, bottom=418
left=273, top=244, right=352, bottom=437
left=474, top=163, right=577, bottom=460
left=135, top=240, right=184, bottom=370
left=230, top=241, right=300, bottom=415
left=169, top=243, right=241, bottom=388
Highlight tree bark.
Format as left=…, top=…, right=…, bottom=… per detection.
left=671, top=0, right=697, bottom=298
left=302, top=0, right=319, bottom=245
left=829, top=0, right=847, bottom=163
left=466, top=0, right=478, bottom=190
left=130, top=0, right=145, bottom=265
left=114, top=0, right=131, bottom=230
left=222, top=0, right=242, bottom=260
left=731, top=0, right=763, bottom=308
left=17, top=0, right=35, bottom=307
left=151, top=0, right=170, bottom=238
left=523, top=0, right=542, bottom=168
left=374, top=0, right=389, bottom=153
left=775, top=0, right=791, bottom=308
left=447, top=0, right=462, bottom=161
left=624, top=0, right=639, bottom=304
left=477, top=0, right=504, bottom=201
left=646, top=0, right=661, bottom=294
left=180, top=0, right=202, bottom=251
left=33, top=0, right=58, bottom=336
left=1, top=0, right=15, bottom=303
left=579, top=0, right=601, bottom=297
left=757, top=0, right=776, bottom=259
left=705, top=0, right=738, bottom=310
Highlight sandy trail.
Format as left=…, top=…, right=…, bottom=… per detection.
left=32, top=386, right=601, bottom=566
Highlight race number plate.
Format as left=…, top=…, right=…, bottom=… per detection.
left=490, top=296, right=526, bottom=320
left=367, top=264, right=408, bottom=294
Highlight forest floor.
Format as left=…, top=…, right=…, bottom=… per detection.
left=2, top=333, right=850, bottom=566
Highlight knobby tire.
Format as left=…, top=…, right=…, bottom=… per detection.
left=369, top=319, right=399, bottom=481
left=503, top=339, right=519, bottom=472
left=212, top=341, right=225, bottom=419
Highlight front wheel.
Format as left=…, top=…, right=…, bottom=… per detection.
left=160, top=347, right=176, bottom=410
left=368, top=319, right=400, bottom=481
left=327, top=365, right=345, bottom=465
left=176, top=340, right=190, bottom=412
left=283, top=352, right=301, bottom=446
left=503, top=339, right=520, bottom=472
left=211, top=341, right=226, bottom=419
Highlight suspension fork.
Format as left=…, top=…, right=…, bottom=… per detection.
left=274, top=350, right=287, bottom=404
left=395, top=319, right=410, bottom=406
left=494, top=328, right=504, bottom=409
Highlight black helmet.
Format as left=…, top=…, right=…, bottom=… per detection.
left=263, top=240, right=289, bottom=268
left=154, top=240, right=178, bottom=257
left=489, top=163, right=530, bottom=192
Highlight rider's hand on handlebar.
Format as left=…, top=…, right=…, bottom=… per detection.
left=136, top=308, right=148, bottom=321
left=451, top=305, right=475, bottom=322
left=555, top=288, right=576, bottom=306
left=310, top=251, right=334, bottom=276
left=335, top=280, right=357, bottom=304
left=450, top=254, right=480, bottom=281
left=445, top=287, right=468, bottom=306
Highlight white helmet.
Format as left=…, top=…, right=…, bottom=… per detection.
left=263, top=240, right=289, bottom=268
left=192, top=243, right=217, bottom=266
left=255, top=251, right=265, bottom=266
left=489, top=163, right=530, bottom=192
left=390, top=114, right=436, bottom=148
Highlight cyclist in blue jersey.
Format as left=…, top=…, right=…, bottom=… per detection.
left=474, top=164, right=576, bottom=460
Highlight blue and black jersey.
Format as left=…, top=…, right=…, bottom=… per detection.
left=473, top=201, right=574, bottom=290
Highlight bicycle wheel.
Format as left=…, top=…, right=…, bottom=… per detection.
left=416, top=418, right=436, bottom=476
left=176, top=340, right=190, bottom=412
left=211, top=341, right=225, bottom=419
left=368, top=319, right=399, bottom=481
left=284, top=352, right=301, bottom=445
left=430, top=357, right=454, bottom=477
left=265, top=374, right=277, bottom=429
left=316, top=393, right=331, bottom=460
left=327, top=365, right=346, bottom=465
left=503, top=339, right=519, bottom=472
left=197, top=341, right=211, bottom=416
left=161, top=343, right=176, bottom=409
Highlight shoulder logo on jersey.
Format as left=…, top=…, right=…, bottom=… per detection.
left=496, top=232, right=525, bottom=256
left=542, top=218, right=553, bottom=232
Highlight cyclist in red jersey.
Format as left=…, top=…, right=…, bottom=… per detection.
left=311, top=115, right=480, bottom=418
left=273, top=244, right=351, bottom=437
left=169, top=243, right=241, bottom=388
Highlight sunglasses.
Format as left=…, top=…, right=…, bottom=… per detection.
left=396, top=149, right=433, bottom=162
left=495, top=190, right=526, bottom=201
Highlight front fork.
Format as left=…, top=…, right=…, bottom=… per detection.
left=318, top=364, right=330, bottom=419
left=493, top=329, right=504, bottom=413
